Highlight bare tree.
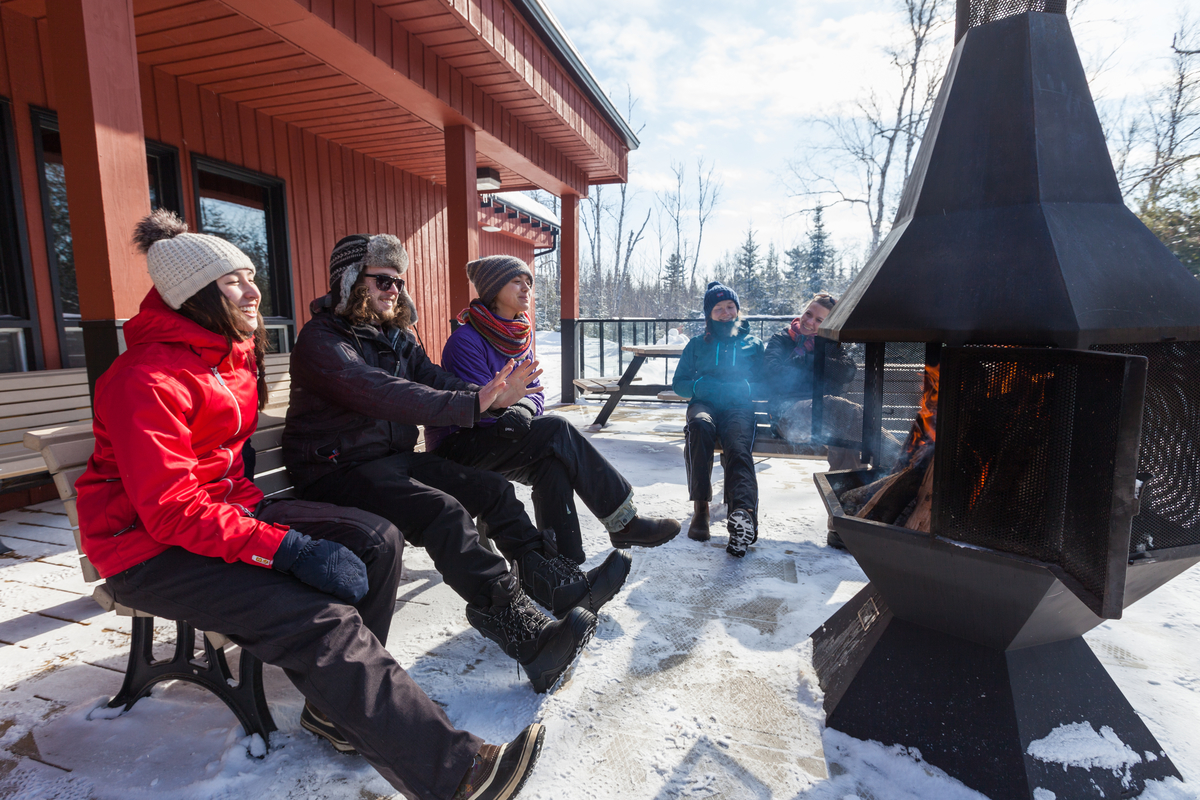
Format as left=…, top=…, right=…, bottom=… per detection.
left=658, top=161, right=689, bottom=265
left=1125, top=17, right=1200, bottom=213
left=692, top=158, right=722, bottom=287
left=788, top=0, right=952, bottom=252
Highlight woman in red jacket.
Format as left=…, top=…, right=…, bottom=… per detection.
left=75, top=210, right=540, bottom=800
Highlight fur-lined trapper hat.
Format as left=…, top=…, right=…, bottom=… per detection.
left=329, top=233, right=409, bottom=314
left=132, top=209, right=255, bottom=309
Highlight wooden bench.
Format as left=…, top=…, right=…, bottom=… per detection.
left=656, top=390, right=831, bottom=460
left=572, top=376, right=640, bottom=395
left=22, top=352, right=294, bottom=750
left=0, top=368, right=91, bottom=492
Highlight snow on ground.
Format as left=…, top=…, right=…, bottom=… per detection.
left=0, top=332, right=1195, bottom=799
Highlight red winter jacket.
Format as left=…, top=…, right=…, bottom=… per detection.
left=76, top=289, right=289, bottom=578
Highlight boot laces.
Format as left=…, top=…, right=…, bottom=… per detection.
left=496, top=591, right=547, bottom=645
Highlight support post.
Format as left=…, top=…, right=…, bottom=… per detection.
left=46, top=0, right=152, bottom=394
left=444, top=125, right=478, bottom=320
left=559, top=192, right=580, bottom=404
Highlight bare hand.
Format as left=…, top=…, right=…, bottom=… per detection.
left=491, top=359, right=544, bottom=410
left=477, top=360, right=516, bottom=412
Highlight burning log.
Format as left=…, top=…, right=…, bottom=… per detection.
left=902, top=456, right=936, bottom=532
left=856, top=467, right=925, bottom=525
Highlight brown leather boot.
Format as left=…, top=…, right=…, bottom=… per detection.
left=688, top=500, right=711, bottom=541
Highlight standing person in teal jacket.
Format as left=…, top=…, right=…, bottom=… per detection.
left=672, top=282, right=766, bottom=557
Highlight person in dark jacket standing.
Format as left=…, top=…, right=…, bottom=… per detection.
left=284, top=234, right=629, bottom=693
left=762, top=292, right=863, bottom=470
left=79, top=211, right=543, bottom=800
left=671, top=282, right=766, bottom=557
left=430, top=255, right=680, bottom=565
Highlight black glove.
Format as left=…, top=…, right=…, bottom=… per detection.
left=272, top=530, right=368, bottom=604
left=495, top=402, right=534, bottom=440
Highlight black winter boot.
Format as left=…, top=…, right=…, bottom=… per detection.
left=688, top=501, right=711, bottom=542
left=611, top=516, right=681, bottom=548
left=519, top=547, right=631, bottom=618
left=466, top=574, right=596, bottom=694
left=726, top=508, right=757, bottom=558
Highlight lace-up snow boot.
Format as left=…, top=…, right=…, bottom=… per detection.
left=610, top=515, right=681, bottom=548
left=452, top=723, right=545, bottom=800
left=519, top=535, right=631, bottom=618
left=466, top=574, right=596, bottom=693
left=726, top=508, right=757, bottom=558
left=688, top=501, right=711, bottom=542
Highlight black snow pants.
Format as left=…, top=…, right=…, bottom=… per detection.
left=104, top=498, right=479, bottom=800
left=302, top=450, right=543, bottom=606
left=433, top=414, right=634, bottom=564
left=685, top=401, right=759, bottom=518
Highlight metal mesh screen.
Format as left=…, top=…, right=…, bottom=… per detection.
left=965, top=0, right=1067, bottom=29
left=934, top=347, right=1138, bottom=612
left=1091, top=342, right=1200, bottom=555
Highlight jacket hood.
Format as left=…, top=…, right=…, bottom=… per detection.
left=123, top=288, right=249, bottom=366
left=310, top=291, right=420, bottom=327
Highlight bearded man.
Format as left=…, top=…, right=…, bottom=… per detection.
left=283, top=234, right=630, bottom=700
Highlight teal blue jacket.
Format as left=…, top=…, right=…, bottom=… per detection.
left=672, top=321, right=766, bottom=409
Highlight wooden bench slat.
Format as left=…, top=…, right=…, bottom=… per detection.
left=254, top=448, right=285, bottom=474
left=40, top=437, right=96, bottom=473
left=0, top=408, right=95, bottom=438
left=251, top=426, right=284, bottom=451
left=0, top=368, right=88, bottom=392
left=24, top=422, right=95, bottom=452
left=0, top=384, right=91, bottom=407
left=0, top=454, right=50, bottom=479
left=254, top=468, right=292, bottom=496
left=54, top=466, right=87, bottom=500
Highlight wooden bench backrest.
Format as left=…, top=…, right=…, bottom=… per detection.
left=0, top=368, right=92, bottom=484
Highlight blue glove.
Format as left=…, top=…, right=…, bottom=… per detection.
left=272, top=530, right=368, bottom=604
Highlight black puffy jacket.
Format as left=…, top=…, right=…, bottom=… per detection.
left=762, top=330, right=857, bottom=417
left=282, top=295, right=480, bottom=491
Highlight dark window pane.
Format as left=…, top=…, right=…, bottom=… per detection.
left=0, top=103, right=28, bottom=321
left=39, top=128, right=78, bottom=316
left=0, top=329, right=26, bottom=372
left=197, top=170, right=276, bottom=317
left=147, top=153, right=161, bottom=210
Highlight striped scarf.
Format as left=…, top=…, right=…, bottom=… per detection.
left=458, top=299, right=532, bottom=357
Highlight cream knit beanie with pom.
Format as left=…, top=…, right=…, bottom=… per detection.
left=133, top=209, right=256, bottom=309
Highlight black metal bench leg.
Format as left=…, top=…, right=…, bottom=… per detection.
left=593, top=355, right=647, bottom=427
left=108, top=617, right=277, bottom=750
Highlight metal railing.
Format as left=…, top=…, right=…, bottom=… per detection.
left=571, top=315, right=795, bottom=380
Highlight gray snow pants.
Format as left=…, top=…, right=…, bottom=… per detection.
left=104, top=498, right=480, bottom=800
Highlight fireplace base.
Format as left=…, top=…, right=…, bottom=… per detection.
left=812, top=586, right=1182, bottom=799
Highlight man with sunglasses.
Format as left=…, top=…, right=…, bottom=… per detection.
left=282, top=233, right=630, bottom=705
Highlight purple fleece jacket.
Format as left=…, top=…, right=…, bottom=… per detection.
left=425, top=322, right=543, bottom=451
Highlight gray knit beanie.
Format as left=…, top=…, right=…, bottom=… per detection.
left=466, top=255, right=533, bottom=307
left=329, top=233, right=409, bottom=314
left=132, top=209, right=255, bottom=310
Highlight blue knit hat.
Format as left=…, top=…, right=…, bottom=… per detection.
left=703, top=281, right=739, bottom=318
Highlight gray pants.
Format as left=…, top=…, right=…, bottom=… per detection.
left=104, top=499, right=479, bottom=800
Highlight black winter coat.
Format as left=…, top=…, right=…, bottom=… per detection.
left=762, top=330, right=857, bottom=417
left=282, top=295, right=481, bottom=491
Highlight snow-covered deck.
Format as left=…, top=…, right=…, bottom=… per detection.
left=0, top=336, right=1195, bottom=798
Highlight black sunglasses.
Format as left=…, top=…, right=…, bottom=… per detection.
left=364, top=273, right=405, bottom=292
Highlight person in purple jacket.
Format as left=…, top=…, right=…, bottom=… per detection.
left=429, top=255, right=681, bottom=566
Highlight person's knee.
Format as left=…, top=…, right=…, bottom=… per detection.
left=688, top=416, right=717, bottom=440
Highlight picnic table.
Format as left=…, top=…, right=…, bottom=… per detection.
left=578, top=344, right=685, bottom=427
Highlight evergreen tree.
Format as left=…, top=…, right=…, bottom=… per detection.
left=804, top=206, right=836, bottom=297
left=732, top=228, right=761, bottom=309
left=664, top=251, right=688, bottom=296
left=783, top=244, right=807, bottom=307
left=760, top=244, right=784, bottom=313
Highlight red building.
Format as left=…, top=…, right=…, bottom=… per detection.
left=0, top=0, right=636, bottom=379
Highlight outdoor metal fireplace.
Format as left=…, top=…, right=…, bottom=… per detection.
left=805, top=1, right=1200, bottom=798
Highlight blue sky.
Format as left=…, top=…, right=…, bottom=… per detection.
left=546, top=0, right=1192, bottom=277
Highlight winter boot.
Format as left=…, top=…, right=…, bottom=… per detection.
left=688, top=500, right=711, bottom=542
left=300, top=701, right=357, bottom=755
left=466, top=574, right=596, bottom=693
left=726, top=508, right=757, bottom=558
left=519, top=546, right=631, bottom=618
left=452, top=723, right=545, bottom=800
left=610, top=515, right=681, bottom=548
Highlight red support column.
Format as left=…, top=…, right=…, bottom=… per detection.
left=46, top=0, right=152, bottom=388
left=559, top=192, right=580, bottom=403
left=444, top=125, right=478, bottom=319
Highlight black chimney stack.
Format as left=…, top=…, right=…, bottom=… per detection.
left=822, top=2, right=1200, bottom=348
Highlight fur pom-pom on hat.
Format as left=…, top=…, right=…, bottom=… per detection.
left=329, top=233, right=409, bottom=315
left=132, top=209, right=256, bottom=309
